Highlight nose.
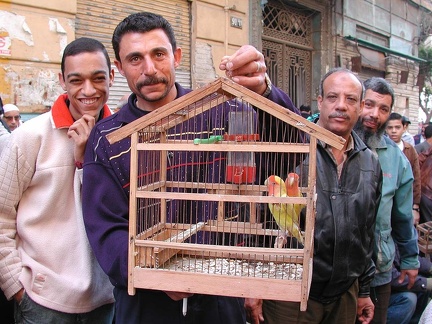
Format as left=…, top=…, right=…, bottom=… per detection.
left=81, top=80, right=97, bottom=96
left=334, top=96, right=348, bottom=111
left=368, top=106, right=379, bottom=119
left=142, top=57, right=157, bottom=75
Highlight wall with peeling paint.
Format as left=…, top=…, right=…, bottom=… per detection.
left=192, top=0, right=249, bottom=87
left=0, top=1, right=76, bottom=113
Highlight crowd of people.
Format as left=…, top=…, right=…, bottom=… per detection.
left=0, top=10, right=430, bottom=324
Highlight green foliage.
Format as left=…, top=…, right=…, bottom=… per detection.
left=419, top=45, right=432, bottom=123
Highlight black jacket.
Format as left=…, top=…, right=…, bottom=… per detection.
left=300, top=130, right=382, bottom=303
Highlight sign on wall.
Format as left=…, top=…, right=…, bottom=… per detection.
left=0, top=36, right=11, bottom=56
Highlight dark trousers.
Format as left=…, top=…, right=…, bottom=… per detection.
left=113, top=288, right=246, bottom=324
left=262, top=280, right=359, bottom=324
left=370, top=283, right=391, bottom=324
left=1, top=290, right=14, bottom=324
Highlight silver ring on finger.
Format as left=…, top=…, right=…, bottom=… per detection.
left=255, top=61, right=261, bottom=73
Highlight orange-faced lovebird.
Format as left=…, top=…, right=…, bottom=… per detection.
left=265, top=175, right=304, bottom=248
left=285, top=172, right=306, bottom=219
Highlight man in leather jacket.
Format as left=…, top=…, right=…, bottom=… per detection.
left=246, top=68, right=382, bottom=324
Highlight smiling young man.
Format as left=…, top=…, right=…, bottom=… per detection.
left=0, top=37, right=115, bottom=323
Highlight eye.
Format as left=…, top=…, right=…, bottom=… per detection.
left=380, top=107, right=390, bottom=114
left=154, top=52, right=166, bottom=60
left=347, top=97, right=357, bottom=104
left=69, top=78, right=82, bottom=84
left=94, top=75, right=107, bottom=82
left=129, top=56, right=141, bottom=64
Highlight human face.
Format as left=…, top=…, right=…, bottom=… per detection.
left=386, top=119, right=404, bottom=144
left=360, top=89, right=392, bottom=134
left=59, top=51, right=114, bottom=121
left=114, top=29, right=182, bottom=111
left=317, top=71, right=363, bottom=140
left=3, top=112, right=20, bottom=131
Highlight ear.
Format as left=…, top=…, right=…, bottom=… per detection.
left=173, top=47, right=182, bottom=69
left=358, top=99, right=364, bottom=115
left=109, top=68, right=115, bottom=87
left=317, top=95, right=323, bottom=112
left=114, top=60, right=125, bottom=77
left=58, top=72, right=67, bottom=91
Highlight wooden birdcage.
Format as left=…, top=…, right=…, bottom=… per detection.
left=107, top=77, right=344, bottom=310
left=417, top=221, right=432, bottom=257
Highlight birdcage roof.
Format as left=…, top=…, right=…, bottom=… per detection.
left=106, top=77, right=345, bottom=149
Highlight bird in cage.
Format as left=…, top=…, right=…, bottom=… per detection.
left=285, top=172, right=305, bottom=217
left=265, top=174, right=304, bottom=248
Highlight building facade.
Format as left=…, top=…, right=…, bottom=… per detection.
left=0, top=0, right=430, bottom=132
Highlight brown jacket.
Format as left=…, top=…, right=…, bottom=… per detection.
left=403, top=141, right=421, bottom=205
left=419, top=146, right=432, bottom=200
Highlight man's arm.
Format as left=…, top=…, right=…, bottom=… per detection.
left=392, top=154, right=419, bottom=285
left=0, top=139, right=32, bottom=299
left=82, top=129, right=130, bottom=288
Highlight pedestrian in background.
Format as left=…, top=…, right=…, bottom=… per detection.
left=1, top=103, right=21, bottom=131
left=385, top=112, right=421, bottom=225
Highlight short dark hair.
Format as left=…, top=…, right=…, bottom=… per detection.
left=387, top=112, right=403, bottom=123
left=319, top=67, right=364, bottom=99
left=61, top=37, right=111, bottom=78
left=299, top=105, right=311, bottom=113
left=364, top=77, right=395, bottom=109
left=401, top=116, right=411, bottom=126
left=425, top=125, right=432, bottom=139
left=112, top=12, right=177, bottom=62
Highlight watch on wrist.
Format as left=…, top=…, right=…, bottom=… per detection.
left=262, top=73, right=272, bottom=98
left=413, top=207, right=420, bottom=212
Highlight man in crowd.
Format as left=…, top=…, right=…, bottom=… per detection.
left=354, top=77, right=419, bottom=324
left=1, top=103, right=21, bottom=131
left=0, top=37, right=115, bottom=323
left=82, top=12, right=300, bottom=324
left=414, top=122, right=432, bottom=145
left=385, top=112, right=421, bottom=225
left=415, top=125, right=432, bottom=155
left=246, top=68, right=382, bottom=324
left=401, top=116, right=415, bottom=146
left=299, top=104, right=312, bottom=118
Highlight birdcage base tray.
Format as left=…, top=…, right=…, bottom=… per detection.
left=131, top=265, right=306, bottom=304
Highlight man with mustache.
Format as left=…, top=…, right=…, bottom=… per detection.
left=247, top=68, right=382, bottom=324
left=353, top=77, right=419, bottom=324
left=82, top=12, right=300, bottom=324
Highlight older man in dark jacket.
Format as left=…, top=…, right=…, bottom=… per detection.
left=247, top=68, right=382, bottom=324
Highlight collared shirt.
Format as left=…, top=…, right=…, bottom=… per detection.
left=320, top=134, right=354, bottom=179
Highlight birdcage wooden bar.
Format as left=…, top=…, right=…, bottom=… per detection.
left=107, top=78, right=344, bottom=311
left=417, top=221, right=432, bottom=257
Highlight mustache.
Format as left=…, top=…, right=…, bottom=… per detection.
left=137, top=76, right=168, bottom=89
left=328, top=112, right=349, bottom=119
left=361, top=116, right=377, bottom=124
